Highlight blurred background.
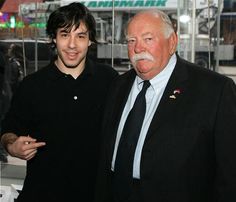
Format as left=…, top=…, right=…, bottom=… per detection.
left=0, top=0, right=236, bottom=200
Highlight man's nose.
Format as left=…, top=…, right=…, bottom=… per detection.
left=134, top=41, right=145, bottom=53
left=68, top=36, right=76, bottom=48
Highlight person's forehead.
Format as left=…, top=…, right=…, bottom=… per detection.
left=58, top=21, right=88, bottom=32
left=127, top=16, right=162, bottom=36
left=76, top=21, right=88, bottom=30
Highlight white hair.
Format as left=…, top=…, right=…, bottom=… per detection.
left=125, top=9, right=175, bottom=39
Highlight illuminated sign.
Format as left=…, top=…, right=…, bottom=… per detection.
left=82, top=0, right=168, bottom=7
left=18, top=0, right=221, bottom=16
left=61, top=0, right=172, bottom=10
left=61, top=0, right=219, bottom=10
left=10, top=16, right=16, bottom=28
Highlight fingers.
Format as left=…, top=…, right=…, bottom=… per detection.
left=24, top=149, right=38, bottom=161
left=24, top=141, right=46, bottom=149
left=18, top=136, right=46, bottom=149
left=18, top=136, right=36, bottom=145
left=8, top=135, right=46, bottom=160
left=17, top=147, right=37, bottom=160
left=19, top=141, right=46, bottom=160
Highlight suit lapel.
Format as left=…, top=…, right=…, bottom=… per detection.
left=145, top=57, right=189, bottom=142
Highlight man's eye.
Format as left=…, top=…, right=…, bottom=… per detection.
left=145, top=38, right=152, bottom=42
left=61, top=34, right=68, bottom=38
left=127, top=39, right=135, bottom=44
left=78, top=35, right=86, bottom=39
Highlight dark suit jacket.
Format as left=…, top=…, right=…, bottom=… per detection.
left=95, top=56, right=236, bottom=202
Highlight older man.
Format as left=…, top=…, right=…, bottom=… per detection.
left=95, top=9, right=236, bottom=202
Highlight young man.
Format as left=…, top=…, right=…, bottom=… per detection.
left=1, top=2, right=117, bottom=202
left=95, top=9, right=236, bottom=202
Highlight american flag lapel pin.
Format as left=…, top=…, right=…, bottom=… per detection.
left=169, top=88, right=181, bottom=99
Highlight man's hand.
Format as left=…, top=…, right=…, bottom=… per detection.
left=1, top=133, right=46, bottom=161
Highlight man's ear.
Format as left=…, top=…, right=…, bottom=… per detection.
left=168, top=32, right=178, bottom=55
left=88, top=40, right=92, bottom=46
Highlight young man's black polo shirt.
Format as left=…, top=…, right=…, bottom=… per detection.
left=1, top=58, right=118, bottom=202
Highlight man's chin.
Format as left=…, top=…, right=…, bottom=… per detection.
left=64, top=63, right=78, bottom=69
left=135, top=64, right=151, bottom=73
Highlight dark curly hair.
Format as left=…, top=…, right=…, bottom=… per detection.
left=46, top=2, right=97, bottom=49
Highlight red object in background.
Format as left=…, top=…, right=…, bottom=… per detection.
left=1, top=0, right=43, bottom=13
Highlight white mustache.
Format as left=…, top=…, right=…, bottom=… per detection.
left=131, top=52, right=155, bottom=65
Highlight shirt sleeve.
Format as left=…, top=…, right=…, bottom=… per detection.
left=214, top=78, right=236, bottom=200
left=1, top=78, right=33, bottom=136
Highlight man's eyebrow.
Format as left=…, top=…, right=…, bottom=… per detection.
left=126, top=32, right=153, bottom=39
left=58, top=29, right=68, bottom=33
left=141, top=32, right=153, bottom=37
left=58, top=29, right=88, bottom=35
left=77, top=30, right=89, bottom=35
left=126, top=36, right=135, bottom=40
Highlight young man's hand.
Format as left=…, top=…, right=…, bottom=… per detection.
left=1, top=133, right=46, bottom=161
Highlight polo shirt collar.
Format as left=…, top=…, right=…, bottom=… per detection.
left=48, top=57, right=95, bottom=81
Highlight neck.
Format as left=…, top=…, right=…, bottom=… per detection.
left=54, top=60, right=85, bottom=79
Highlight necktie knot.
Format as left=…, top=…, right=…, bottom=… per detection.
left=137, top=80, right=150, bottom=98
left=142, top=80, right=151, bottom=91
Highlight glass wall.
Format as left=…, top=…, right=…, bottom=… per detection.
left=176, top=0, right=234, bottom=72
